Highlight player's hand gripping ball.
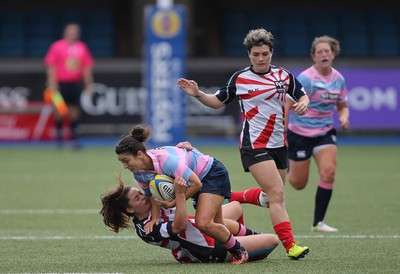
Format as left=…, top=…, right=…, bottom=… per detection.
left=149, top=174, right=176, bottom=201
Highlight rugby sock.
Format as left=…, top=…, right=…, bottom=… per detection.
left=235, top=222, right=260, bottom=236
left=274, top=221, right=295, bottom=253
left=313, top=181, right=333, bottom=226
left=229, top=188, right=263, bottom=206
left=223, top=234, right=242, bottom=253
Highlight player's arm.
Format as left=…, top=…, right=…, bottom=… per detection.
left=284, top=95, right=296, bottom=131
left=176, top=141, right=194, bottom=151
left=171, top=176, right=188, bottom=234
left=185, top=173, right=202, bottom=199
left=291, top=93, right=309, bottom=116
left=177, top=78, right=224, bottom=109
left=337, top=101, right=350, bottom=130
left=144, top=196, right=161, bottom=234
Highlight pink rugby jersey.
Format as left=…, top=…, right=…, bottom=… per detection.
left=288, top=65, right=347, bottom=137
left=134, top=146, right=213, bottom=196
left=44, top=39, right=94, bottom=82
left=215, top=65, right=307, bottom=149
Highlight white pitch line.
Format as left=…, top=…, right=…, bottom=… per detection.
left=297, top=235, right=400, bottom=239
left=0, top=235, right=137, bottom=240
left=0, top=235, right=398, bottom=241
left=0, top=209, right=99, bottom=214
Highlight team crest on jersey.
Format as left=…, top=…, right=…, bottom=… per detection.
left=274, top=81, right=285, bottom=93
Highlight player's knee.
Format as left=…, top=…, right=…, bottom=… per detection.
left=289, top=179, right=307, bottom=190
left=321, top=167, right=336, bottom=182
left=229, top=201, right=242, bottom=212
left=288, top=173, right=308, bottom=189
left=268, top=188, right=285, bottom=204
left=195, top=217, right=211, bottom=233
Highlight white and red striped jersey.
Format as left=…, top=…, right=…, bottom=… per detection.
left=215, top=65, right=307, bottom=149
left=134, top=207, right=226, bottom=263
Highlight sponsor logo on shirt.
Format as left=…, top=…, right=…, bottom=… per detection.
left=247, top=88, right=259, bottom=93
left=274, top=81, right=286, bottom=93
left=320, top=93, right=340, bottom=100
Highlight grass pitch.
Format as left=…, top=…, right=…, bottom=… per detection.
left=0, top=144, right=399, bottom=273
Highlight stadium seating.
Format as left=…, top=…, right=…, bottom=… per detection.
left=0, top=11, right=26, bottom=57
left=280, top=11, right=310, bottom=57
left=0, top=10, right=115, bottom=58
left=0, top=9, right=398, bottom=58
left=367, top=10, right=399, bottom=56
left=219, top=9, right=400, bottom=58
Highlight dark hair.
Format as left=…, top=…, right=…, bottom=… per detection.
left=115, top=124, right=151, bottom=156
left=243, top=28, right=274, bottom=52
left=100, top=175, right=135, bottom=233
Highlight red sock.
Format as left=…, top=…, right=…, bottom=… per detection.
left=229, top=188, right=263, bottom=206
left=273, top=221, right=295, bottom=253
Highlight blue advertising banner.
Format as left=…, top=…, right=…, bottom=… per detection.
left=144, top=5, right=186, bottom=145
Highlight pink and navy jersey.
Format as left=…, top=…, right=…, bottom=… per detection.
left=215, top=65, right=307, bottom=149
left=134, top=146, right=213, bottom=196
left=288, top=65, right=347, bottom=137
left=134, top=207, right=225, bottom=263
left=44, top=39, right=94, bottom=82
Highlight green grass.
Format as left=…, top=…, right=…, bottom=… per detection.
left=1, top=145, right=400, bottom=273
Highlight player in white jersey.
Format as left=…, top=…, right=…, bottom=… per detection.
left=177, top=28, right=310, bottom=260
left=100, top=175, right=279, bottom=263
left=285, top=35, right=350, bottom=233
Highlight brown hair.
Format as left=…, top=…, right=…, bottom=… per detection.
left=115, top=124, right=151, bottom=156
left=310, top=35, right=341, bottom=56
left=99, top=175, right=135, bottom=233
left=243, top=28, right=274, bottom=52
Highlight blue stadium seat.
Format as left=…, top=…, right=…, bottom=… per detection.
left=0, top=37, right=25, bottom=57
left=57, top=10, right=86, bottom=36
left=248, top=11, right=279, bottom=33
left=221, top=12, right=248, bottom=57
left=281, top=12, right=310, bottom=57
left=308, top=11, right=339, bottom=39
left=25, top=12, right=59, bottom=57
left=247, top=11, right=285, bottom=56
left=87, top=37, right=114, bottom=57
left=337, top=11, right=370, bottom=56
left=27, top=11, right=57, bottom=36
left=0, top=12, right=26, bottom=57
left=82, top=11, right=115, bottom=57
left=0, top=11, right=25, bottom=25
left=367, top=10, right=399, bottom=57
left=222, top=31, right=248, bottom=57
left=27, top=37, right=53, bottom=57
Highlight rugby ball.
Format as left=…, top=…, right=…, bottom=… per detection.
left=149, top=174, right=176, bottom=201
